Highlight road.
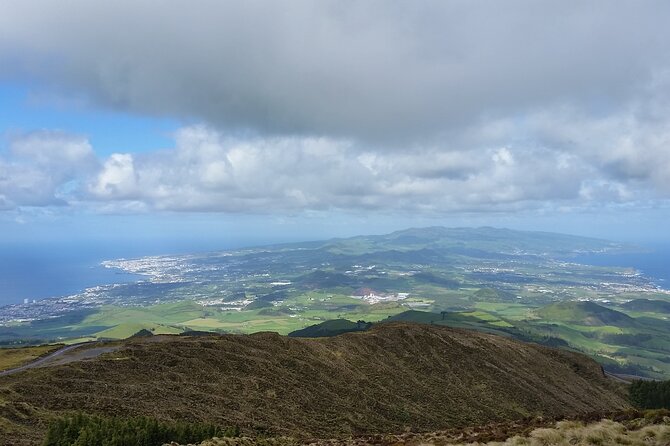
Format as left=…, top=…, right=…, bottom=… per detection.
left=0, top=342, right=90, bottom=377
left=604, top=370, right=658, bottom=383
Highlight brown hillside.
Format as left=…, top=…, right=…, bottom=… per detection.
left=0, top=323, right=628, bottom=444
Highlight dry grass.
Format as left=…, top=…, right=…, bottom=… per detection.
left=462, top=418, right=670, bottom=446
left=195, top=438, right=299, bottom=446
left=0, top=324, right=629, bottom=444
left=175, top=417, right=670, bottom=446
left=0, top=345, right=61, bottom=372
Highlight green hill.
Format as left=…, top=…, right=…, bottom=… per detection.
left=622, top=298, right=670, bottom=313
left=0, top=323, right=629, bottom=443
left=536, top=301, right=637, bottom=327
left=130, top=328, right=154, bottom=338
left=384, top=309, right=443, bottom=323
left=290, top=310, right=507, bottom=338
left=383, top=310, right=518, bottom=336
left=292, top=310, right=531, bottom=342
left=288, top=319, right=368, bottom=337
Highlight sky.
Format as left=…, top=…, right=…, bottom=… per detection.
left=1, top=0, right=670, bottom=248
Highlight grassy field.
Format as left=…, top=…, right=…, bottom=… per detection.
left=1, top=297, right=666, bottom=379
left=94, top=322, right=184, bottom=339
left=471, top=300, right=670, bottom=379
left=0, top=344, right=61, bottom=371
left=0, top=298, right=417, bottom=340
left=4, top=292, right=670, bottom=379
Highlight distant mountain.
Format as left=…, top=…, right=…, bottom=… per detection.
left=537, top=301, right=636, bottom=327
left=622, top=298, right=670, bottom=313
left=316, top=226, right=627, bottom=257
left=0, top=323, right=629, bottom=442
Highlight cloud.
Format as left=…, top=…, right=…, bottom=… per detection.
left=0, top=122, right=665, bottom=215
left=0, top=131, right=96, bottom=209
left=1, top=1, right=670, bottom=144
left=83, top=125, right=596, bottom=213
left=514, top=100, right=670, bottom=197
left=91, top=154, right=138, bottom=199
left=1, top=2, right=670, bottom=216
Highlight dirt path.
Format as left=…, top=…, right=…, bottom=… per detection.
left=0, top=342, right=119, bottom=377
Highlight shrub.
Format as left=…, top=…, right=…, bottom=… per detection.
left=629, top=380, right=670, bottom=409
left=43, top=412, right=238, bottom=446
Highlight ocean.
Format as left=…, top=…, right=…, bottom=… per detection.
left=0, top=242, right=146, bottom=306
left=0, top=237, right=277, bottom=306
left=569, top=243, right=670, bottom=290
left=2, top=239, right=669, bottom=307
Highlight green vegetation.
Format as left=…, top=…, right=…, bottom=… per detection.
left=0, top=304, right=198, bottom=343
left=525, top=301, right=670, bottom=379
left=3, top=227, right=670, bottom=379
left=287, top=298, right=670, bottom=380
left=536, top=301, right=636, bottom=327
left=131, top=328, right=155, bottom=338
left=43, top=413, right=237, bottom=446
left=623, top=298, right=670, bottom=313
left=0, top=344, right=61, bottom=371
left=287, top=319, right=369, bottom=337
left=630, top=380, right=670, bottom=409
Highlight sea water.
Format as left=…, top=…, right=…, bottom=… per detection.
left=0, top=242, right=146, bottom=306
left=570, top=243, right=670, bottom=290
left=0, top=236, right=279, bottom=306
left=2, top=237, right=669, bottom=307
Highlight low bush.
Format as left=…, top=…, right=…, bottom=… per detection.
left=43, top=412, right=238, bottom=446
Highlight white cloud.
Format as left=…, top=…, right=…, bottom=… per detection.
left=1, top=122, right=669, bottom=215
left=80, top=125, right=607, bottom=213
left=516, top=102, right=670, bottom=196
left=0, top=131, right=96, bottom=208
left=90, top=153, right=137, bottom=198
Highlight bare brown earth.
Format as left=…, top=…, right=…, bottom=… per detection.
left=0, top=323, right=629, bottom=445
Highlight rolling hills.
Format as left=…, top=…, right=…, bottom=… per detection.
left=535, top=301, right=636, bottom=327
left=2, top=226, right=670, bottom=380
left=0, top=226, right=636, bottom=343
left=287, top=319, right=368, bottom=337
left=622, top=298, right=670, bottom=313
left=0, top=323, right=629, bottom=444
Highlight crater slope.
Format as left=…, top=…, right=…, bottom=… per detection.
left=0, top=323, right=629, bottom=444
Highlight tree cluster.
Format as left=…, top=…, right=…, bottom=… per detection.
left=629, top=379, right=670, bottom=409
left=43, top=413, right=239, bottom=446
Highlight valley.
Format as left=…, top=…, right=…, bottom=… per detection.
left=1, top=227, right=670, bottom=379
